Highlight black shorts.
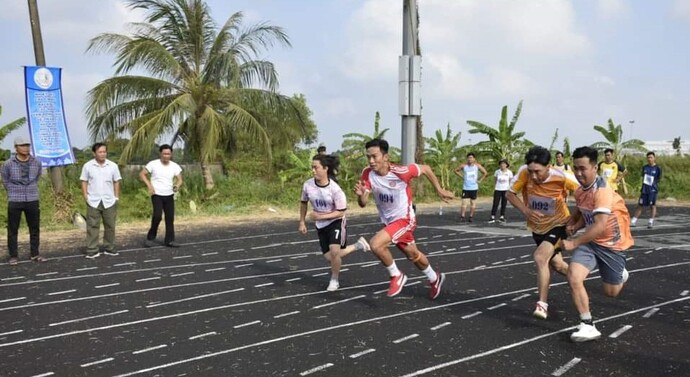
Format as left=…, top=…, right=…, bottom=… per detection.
left=532, top=226, right=567, bottom=253
left=316, top=219, right=347, bottom=253
left=639, top=192, right=658, bottom=206
left=462, top=190, right=478, bottom=200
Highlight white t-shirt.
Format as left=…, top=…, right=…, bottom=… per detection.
left=145, top=159, right=182, bottom=196
left=494, top=169, right=514, bottom=191
left=300, top=179, right=347, bottom=229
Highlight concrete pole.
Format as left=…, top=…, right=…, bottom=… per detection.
left=400, top=0, right=419, bottom=164
left=27, top=0, right=64, bottom=193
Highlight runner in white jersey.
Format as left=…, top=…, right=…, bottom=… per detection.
left=299, top=154, right=370, bottom=292
left=354, top=139, right=454, bottom=299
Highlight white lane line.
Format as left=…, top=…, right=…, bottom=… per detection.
left=460, top=246, right=470, bottom=249
left=446, top=248, right=456, bottom=252
left=312, top=272, right=328, bottom=277
left=30, top=372, right=55, bottom=377
left=476, top=243, right=485, bottom=246
left=80, top=357, right=114, bottom=367
left=205, top=267, right=226, bottom=272
left=0, top=330, right=23, bottom=336
left=189, top=332, right=217, bottom=340
left=172, top=255, right=192, bottom=260
left=286, top=277, right=302, bottom=282
left=551, top=357, right=582, bottom=377
left=520, top=254, right=530, bottom=258
left=488, top=303, right=507, bottom=310
left=393, top=334, right=419, bottom=344
left=488, top=241, right=496, bottom=244
left=0, top=297, right=26, bottom=304
left=201, top=252, right=218, bottom=256
left=144, top=259, right=162, bottom=263
left=474, top=265, right=486, bottom=270
left=505, top=258, right=516, bottom=262
left=146, top=288, right=244, bottom=308
left=312, top=295, right=366, bottom=310
left=290, top=255, right=309, bottom=259
left=491, top=261, right=503, bottom=265
left=135, top=277, right=160, bottom=283
left=274, top=311, right=300, bottom=319
left=642, top=308, right=659, bottom=318
left=644, top=250, right=654, bottom=254
left=107, top=294, right=690, bottom=377
left=512, top=293, right=531, bottom=301
left=448, top=233, right=457, bottom=236
left=266, top=259, right=282, bottom=263
left=252, top=243, right=281, bottom=250
left=2, top=276, right=26, bottom=281
left=36, top=272, right=58, bottom=277
left=428, top=251, right=444, bottom=255
left=170, top=272, right=194, bottom=277
left=417, top=237, right=428, bottom=241
left=349, top=348, right=376, bottom=359
left=235, top=263, right=253, bottom=268
left=361, top=262, right=379, bottom=268
left=255, top=282, right=274, bottom=288
left=234, top=320, right=261, bottom=329
left=113, top=262, right=136, bottom=267
left=681, top=290, right=689, bottom=296
left=47, top=289, right=76, bottom=296
left=430, top=322, right=451, bottom=331
left=626, top=257, right=634, bottom=261
left=406, top=281, right=421, bottom=287
left=95, top=283, right=120, bottom=289
left=49, top=310, right=129, bottom=327
left=340, top=268, right=350, bottom=272
left=76, top=267, right=98, bottom=271
left=461, top=311, right=482, bottom=319
left=609, top=325, right=633, bottom=338
left=300, top=363, right=334, bottom=376
left=132, top=344, right=167, bottom=354
left=432, top=235, right=443, bottom=239
left=227, top=248, right=244, bottom=253
left=374, top=288, right=388, bottom=295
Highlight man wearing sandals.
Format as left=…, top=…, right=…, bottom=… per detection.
left=1, top=136, right=45, bottom=265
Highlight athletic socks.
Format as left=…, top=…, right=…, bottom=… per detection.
left=421, top=266, right=438, bottom=283
left=648, top=218, right=654, bottom=225
left=580, top=312, right=593, bottom=325
left=386, top=262, right=402, bottom=277
left=631, top=217, right=638, bottom=226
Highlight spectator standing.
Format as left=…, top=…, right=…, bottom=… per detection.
left=140, top=144, right=183, bottom=248
left=80, top=142, right=122, bottom=259
left=1, top=136, right=45, bottom=265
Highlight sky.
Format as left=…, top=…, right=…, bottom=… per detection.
left=1, top=0, right=689, bottom=154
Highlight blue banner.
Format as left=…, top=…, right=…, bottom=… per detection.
left=24, top=66, right=75, bottom=166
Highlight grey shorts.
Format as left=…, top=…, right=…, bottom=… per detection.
left=571, top=242, right=628, bottom=284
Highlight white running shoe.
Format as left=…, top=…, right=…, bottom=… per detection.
left=622, top=268, right=629, bottom=284
left=533, top=301, right=548, bottom=319
left=326, top=280, right=340, bottom=292
left=355, top=237, right=371, bottom=252
left=570, top=322, right=601, bottom=342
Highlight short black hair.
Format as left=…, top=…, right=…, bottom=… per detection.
left=572, top=146, right=598, bottom=164
left=317, top=146, right=326, bottom=153
left=646, top=151, right=656, bottom=157
left=555, top=151, right=564, bottom=158
left=466, top=152, right=476, bottom=158
left=498, top=159, right=510, bottom=168
left=159, top=144, right=173, bottom=153
left=91, top=142, right=107, bottom=153
left=524, top=146, right=551, bottom=166
left=604, top=148, right=614, bottom=155
left=365, top=138, right=389, bottom=154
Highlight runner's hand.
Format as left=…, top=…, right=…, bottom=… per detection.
left=354, top=181, right=368, bottom=196
left=298, top=221, right=307, bottom=235
left=562, top=239, right=576, bottom=251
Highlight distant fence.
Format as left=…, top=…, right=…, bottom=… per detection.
left=121, top=163, right=225, bottom=175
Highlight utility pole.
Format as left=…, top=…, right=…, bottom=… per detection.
left=27, top=0, right=64, bottom=192
left=400, top=0, right=420, bottom=164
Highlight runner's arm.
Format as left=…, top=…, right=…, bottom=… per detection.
left=420, top=164, right=454, bottom=202
left=563, top=212, right=607, bottom=250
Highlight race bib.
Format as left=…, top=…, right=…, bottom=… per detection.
left=528, top=195, right=556, bottom=216
left=498, top=176, right=508, bottom=184
left=466, top=171, right=477, bottom=181
left=643, top=174, right=654, bottom=186
left=602, top=168, right=613, bottom=178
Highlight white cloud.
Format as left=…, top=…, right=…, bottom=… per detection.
left=593, top=75, right=616, bottom=87
left=596, top=0, right=629, bottom=19
left=672, top=0, right=690, bottom=22
left=322, top=97, right=357, bottom=117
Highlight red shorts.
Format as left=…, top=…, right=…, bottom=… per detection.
left=384, top=217, right=417, bottom=250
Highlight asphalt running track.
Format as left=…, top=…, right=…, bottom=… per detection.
left=1, top=206, right=689, bottom=377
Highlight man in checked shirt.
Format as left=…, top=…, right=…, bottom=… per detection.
left=1, top=136, right=46, bottom=265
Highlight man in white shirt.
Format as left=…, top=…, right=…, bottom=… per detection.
left=80, top=142, right=122, bottom=259
left=140, top=144, right=183, bottom=248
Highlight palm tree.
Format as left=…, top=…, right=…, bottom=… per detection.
left=341, top=111, right=390, bottom=158
left=466, top=100, right=533, bottom=167
left=425, top=123, right=461, bottom=190
left=0, top=105, right=26, bottom=143
left=85, top=0, right=304, bottom=189
left=590, top=118, right=647, bottom=157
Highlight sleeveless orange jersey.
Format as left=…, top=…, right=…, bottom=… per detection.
left=510, top=165, right=580, bottom=234
left=574, top=176, right=634, bottom=251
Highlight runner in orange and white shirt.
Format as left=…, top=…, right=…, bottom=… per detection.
left=355, top=138, right=454, bottom=300
left=562, top=146, right=633, bottom=343
left=507, top=146, right=580, bottom=320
